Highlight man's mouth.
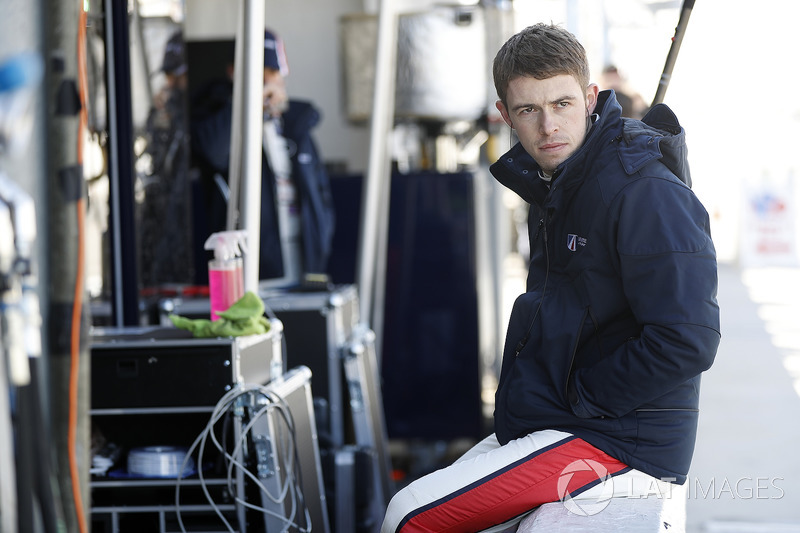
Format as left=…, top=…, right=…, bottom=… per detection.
left=540, top=142, right=566, bottom=152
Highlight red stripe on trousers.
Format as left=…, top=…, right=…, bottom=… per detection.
left=399, top=438, right=628, bottom=533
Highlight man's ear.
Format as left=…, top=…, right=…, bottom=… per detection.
left=586, top=83, right=599, bottom=114
left=496, top=100, right=513, bottom=129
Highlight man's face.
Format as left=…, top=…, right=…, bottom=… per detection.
left=263, top=67, right=288, bottom=118
left=496, top=74, right=598, bottom=175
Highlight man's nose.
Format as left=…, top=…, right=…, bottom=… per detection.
left=539, top=111, right=558, bottom=135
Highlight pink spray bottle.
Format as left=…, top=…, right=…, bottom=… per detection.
left=203, top=230, right=247, bottom=321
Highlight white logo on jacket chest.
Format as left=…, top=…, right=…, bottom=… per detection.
left=567, top=234, right=587, bottom=252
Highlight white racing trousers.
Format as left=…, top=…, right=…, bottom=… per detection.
left=381, top=429, right=674, bottom=533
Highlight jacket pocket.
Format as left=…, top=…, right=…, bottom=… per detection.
left=564, top=306, right=593, bottom=406
left=594, top=409, right=639, bottom=439
left=634, top=408, right=699, bottom=472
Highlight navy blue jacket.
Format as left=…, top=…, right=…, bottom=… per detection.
left=191, top=79, right=335, bottom=281
left=489, top=90, right=721, bottom=483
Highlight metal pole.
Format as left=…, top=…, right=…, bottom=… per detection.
left=228, top=0, right=265, bottom=295
left=356, top=0, right=398, bottom=360
left=47, top=0, right=91, bottom=529
left=652, top=0, right=695, bottom=106
left=105, top=0, right=139, bottom=325
left=131, top=0, right=153, bottom=107
left=225, top=1, right=245, bottom=232
left=103, top=0, right=124, bottom=326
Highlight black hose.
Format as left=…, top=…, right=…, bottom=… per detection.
left=14, top=383, right=35, bottom=532
left=14, top=360, right=64, bottom=533
left=652, top=0, right=696, bottom=106
left=29, top=359, right=65, bottom=533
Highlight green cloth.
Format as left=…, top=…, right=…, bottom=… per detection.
left=169, top=291, right=271, bottom=338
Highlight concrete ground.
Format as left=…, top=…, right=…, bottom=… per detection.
left=686, top=263, right=800, bottom=532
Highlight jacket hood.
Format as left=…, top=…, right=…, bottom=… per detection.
left=620, top=102, right=691, bottom=187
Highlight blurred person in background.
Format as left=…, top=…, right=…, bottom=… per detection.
left=600, top=64, right=648, bottom=119
left=138, top=30, right=194, bottom=288
left=190, top=29, right=335, bottom=286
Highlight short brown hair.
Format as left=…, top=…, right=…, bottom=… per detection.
left=493, top=23, right=590, bottom=105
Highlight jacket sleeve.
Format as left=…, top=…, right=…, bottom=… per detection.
left=569, top=176, right=721, bottom=419
left=190, top=99, right=234, bottom=174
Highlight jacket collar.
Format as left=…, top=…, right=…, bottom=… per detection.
left=490, top=89, right=623, bottom=206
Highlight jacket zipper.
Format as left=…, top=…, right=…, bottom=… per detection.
left=532, top=218, right=545, bottom=243
left=635, top=408, right=699, bottom=412
left=516, top=218, right=549, bottom=357
left=565, top=306, right=590, bottom=393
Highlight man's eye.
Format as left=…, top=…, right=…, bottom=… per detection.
left=557, top=101, right=569, bottom=108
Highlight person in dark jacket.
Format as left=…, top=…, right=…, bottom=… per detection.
left=381, top=23, right=720, bottom=533
left=138, top=30, right=194, bottom=287
left=191, top=29, right=335, bottom=285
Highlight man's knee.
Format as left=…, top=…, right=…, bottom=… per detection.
left=380, top=484, right=413, bottom=533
